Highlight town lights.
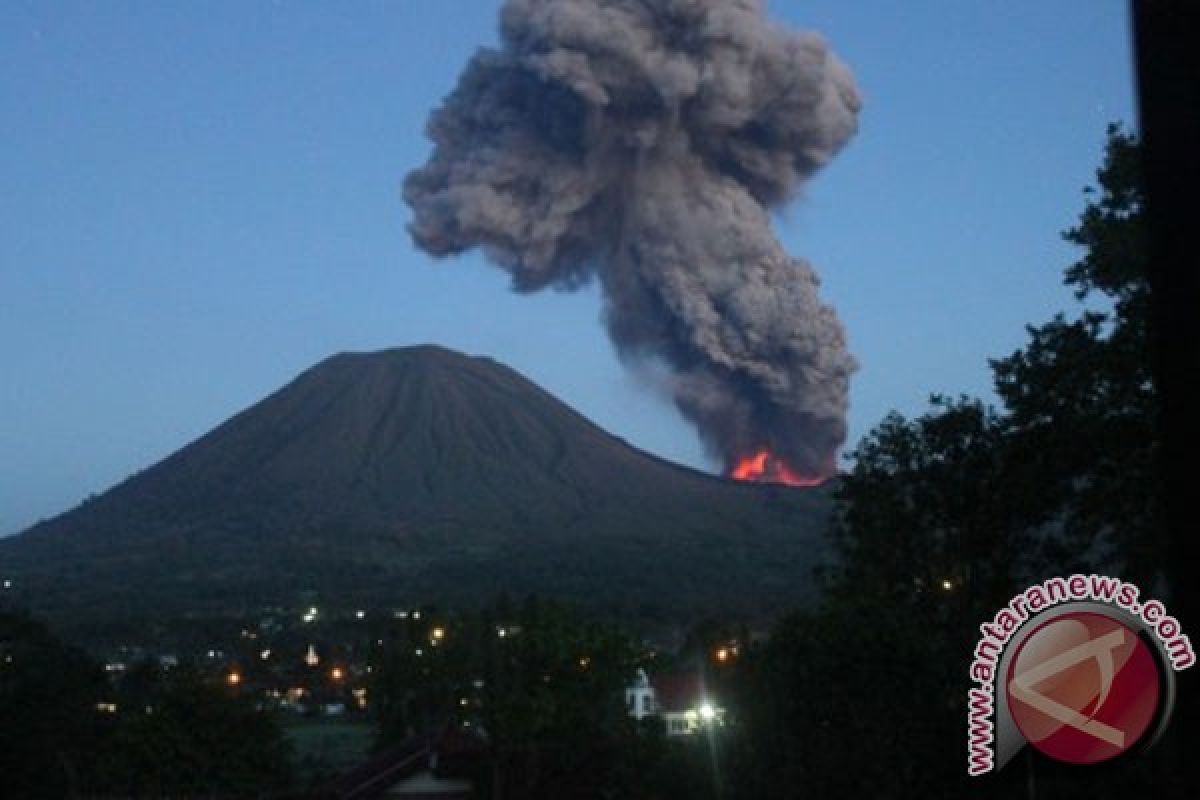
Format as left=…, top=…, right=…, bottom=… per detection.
left=431, top=626, right=445, bottom=644
left=715, top=644, right=740, bottom=663
left=330, top=667, right=344, bottom=681
left=227, top=671, right=242, bottom=686
left=699, top=702, right=716, bottom=721
left=941, top=579, right=955, bottom=591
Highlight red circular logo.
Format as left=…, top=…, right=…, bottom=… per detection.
left=1006, top=612, right=1162, bottom=765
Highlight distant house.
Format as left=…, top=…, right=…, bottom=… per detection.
left=625, top=669, right=725, bottom=736
left=625, top=668, right=657, bottom=719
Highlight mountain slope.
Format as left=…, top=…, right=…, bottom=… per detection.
left=0, top=346, right=833, bottom=623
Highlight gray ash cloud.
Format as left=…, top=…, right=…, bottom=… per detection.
left=403, top=0, right=860, bottom=477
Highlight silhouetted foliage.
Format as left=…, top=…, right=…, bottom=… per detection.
left=0, top=611, right=109, bottom=798
left=373, top=597, right=682, bottom=799
left=1, top=611, right=293, bottom=798
left=726, top=126, right=1182, bottom=798
left=991, top=125, right=1162, bottom=584
left=95, top=667, right=293, bottom=797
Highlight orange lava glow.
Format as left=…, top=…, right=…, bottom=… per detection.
left=730, top=449, right=826, bottom=488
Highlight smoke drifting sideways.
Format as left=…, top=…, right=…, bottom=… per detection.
left=403, top=0, right=861, bottom=480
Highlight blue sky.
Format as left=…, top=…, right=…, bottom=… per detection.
left=0, top=1, right=1136, bottom=535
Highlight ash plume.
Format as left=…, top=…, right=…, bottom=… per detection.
left=403, top=0, right=860, bottom=477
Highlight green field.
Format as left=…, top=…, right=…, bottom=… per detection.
left=281, top=716, right=377, bottom=786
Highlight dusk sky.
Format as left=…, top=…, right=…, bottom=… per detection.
left=1, top=2, right=1136, bottom=535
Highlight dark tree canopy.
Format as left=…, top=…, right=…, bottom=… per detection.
left=0, top=611, right=292, bottom=798
left=728, top=126, right=1184, bottom=798
left=991, top=124, right=1162, bottom=583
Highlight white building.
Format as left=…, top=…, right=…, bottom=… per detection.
left=625, top=668, right=657, bottom=720
left=625, top=669, right=724, bottom=736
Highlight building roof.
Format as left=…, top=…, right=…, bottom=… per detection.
left=650, top=672, right=706, bottom=713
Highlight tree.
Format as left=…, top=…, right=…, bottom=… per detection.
left=825, top=125, right=1160, bottom=619
left=0, top=611, right=110, bottom=799
left=371, top=597, right=659, bottom=799
left=722, top=398, right=1025, bottom=798
left=96, top=667, right=294, bottom=797
left=730, top=126, right=1181, bottom=799
left=478, top=599, right=631, bottom=798
left=828, top=397, right=1031, bottom=615
left=990, top=124, right=1163, bottom=584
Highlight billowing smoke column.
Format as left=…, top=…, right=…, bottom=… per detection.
left=404, top=0, right=860, bottom=481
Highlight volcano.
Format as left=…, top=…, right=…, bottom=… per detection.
left=0, top=346, right=833, bottom=626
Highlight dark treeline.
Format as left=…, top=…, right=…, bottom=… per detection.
left=0, top=611, right=292, bottom=798
left=370, top=595, right=731, bottom=800
left=720, top=125, right=1184, bottom=799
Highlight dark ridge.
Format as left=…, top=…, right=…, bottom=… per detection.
left=0, top=345, right=832, bottom=626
